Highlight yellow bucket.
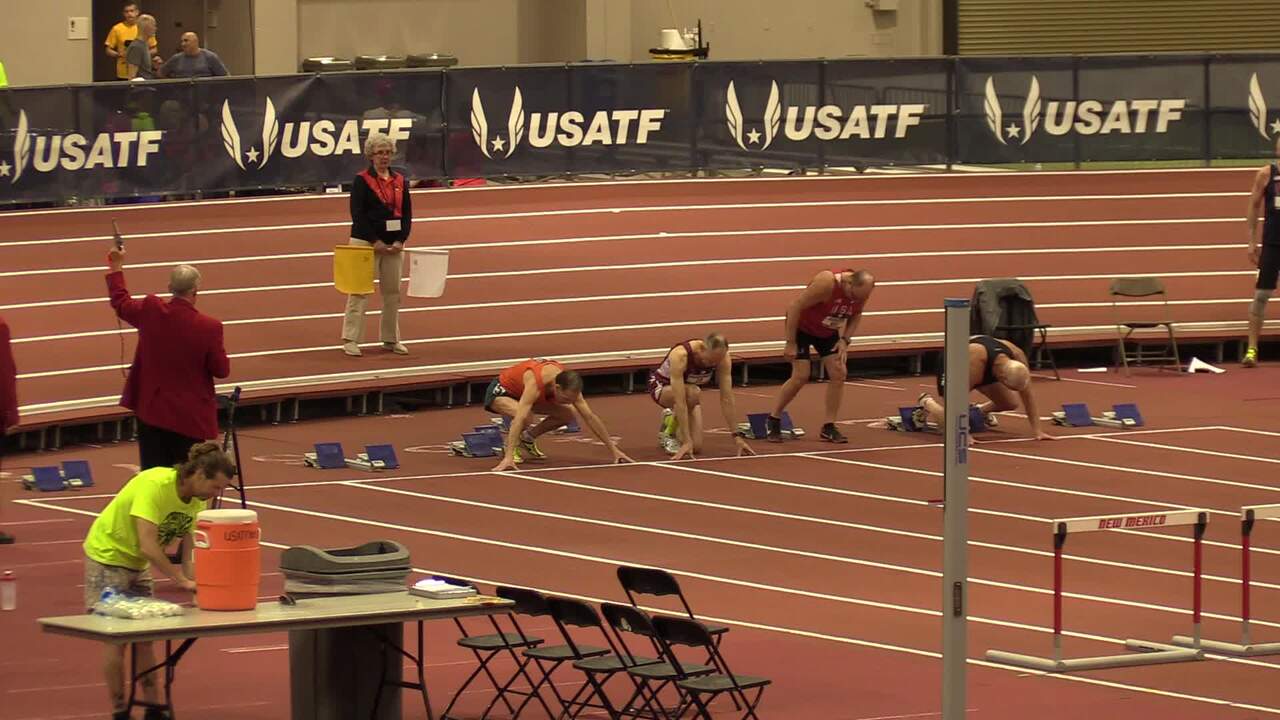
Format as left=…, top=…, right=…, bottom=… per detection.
left=333, top=245, right=375, bottom=295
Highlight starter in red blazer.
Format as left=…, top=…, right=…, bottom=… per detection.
left=0, top=316, right=17, bottom=431
left=107, top=271, right=230, bottom=440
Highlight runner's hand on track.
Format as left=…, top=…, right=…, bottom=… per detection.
left=492, top=455, right=519, bottom=472
left=612, top=450, right=635, bottom=464
left=1035, top=431, right=1056, bottom=441
left=734, top=436, right=756, bottom=456
left=671, top=441, right=695, bottom=461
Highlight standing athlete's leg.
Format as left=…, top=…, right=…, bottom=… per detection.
left=684, top=385, right=705, bottom=453
left=818, top=351, right=849, bottom=442
left=1246, top=246, right=1278, bottom=366
left=768, top=359, right=810, bottom=441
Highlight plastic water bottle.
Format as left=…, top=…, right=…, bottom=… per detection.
left=1, top=571, right=16, bottom=611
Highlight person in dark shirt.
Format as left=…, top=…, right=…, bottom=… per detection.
left=341, top=131, right=412, bottom=356
left=1244, top=136, right=1280, bottom=367
left=161, top=32, right=228, bottom=78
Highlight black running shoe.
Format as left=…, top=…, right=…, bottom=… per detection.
left=820, top=423, right=848, bottom=444
left=766, top=415, right=784, bottom=443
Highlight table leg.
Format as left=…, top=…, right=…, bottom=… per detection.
left=369, top=621, right=434, bottom=720
left=126, top=638, right=198, bottom=718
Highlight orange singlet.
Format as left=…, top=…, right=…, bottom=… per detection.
left=498, top=359, right=564, bottom=403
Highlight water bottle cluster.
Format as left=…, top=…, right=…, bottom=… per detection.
left=92, top=588, right=186, bottom=619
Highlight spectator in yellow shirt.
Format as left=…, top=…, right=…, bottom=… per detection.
left=104, top=2, right=157, bottom=80
left=82, top=442, right=235, bottom=720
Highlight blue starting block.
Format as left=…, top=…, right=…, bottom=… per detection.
left=22, top=461, right=95, bottom=491
left=739, top=412, right=803, bottom=440
left=886, top=405, right=987, bottom=433
left=1052, top=402, right=1144, bottom=429
left=452, top=432, right=498, bottom=458
left=473, top=425, right=504, bottom=447
left=558, top=419, right=580, bottom=434
left=304, top=442, right=347, bottom=469
left=358, top=444, right=400, bottom=470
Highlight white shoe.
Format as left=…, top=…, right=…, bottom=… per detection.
left=659, top=434, right=682, bottom=455
left=342, top=341, right=362, bottom=357
left=383, top=342, right=409, bottom=355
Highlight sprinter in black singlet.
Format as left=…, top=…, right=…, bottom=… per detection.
left=918, top=335, right=1053, bottom=441
left=1244, top=137, right=1280, bottom=367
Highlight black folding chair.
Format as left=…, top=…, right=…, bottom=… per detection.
left=652, top=617, right=770, bottom=720
left=617, top=567, right=729, bottom=646
left=500, top=587, right=609, bottom=719
left=601, top=603, right=713, bottom=720
left=547, top=597, right=666, bottom=719
left=439, top=583, right=557, bottom=720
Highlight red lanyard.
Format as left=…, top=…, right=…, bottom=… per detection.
left=361, top=170, right=402, bottom=218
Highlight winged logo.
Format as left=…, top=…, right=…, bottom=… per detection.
left=984, top=77, right=1004, bottom=145
left=220, top=100, right=245, bottom=170
left=985, top=76, right=1041, bottom=146
left=1249, top=72, right=1271, bottom=140
left=260, top=97, right=280, bottom=168
left=470, top=88, right=523, bottom=160
left=1022, top=76, right=1042, bottom=144
left=12, top=110, right=30, bottom=184
left=726, top=80, right=783, bottom=151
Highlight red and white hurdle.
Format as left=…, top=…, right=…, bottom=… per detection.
left=986, top=508, right=1208, bottom=672
left=1172, top=503, right=1280, bottom=656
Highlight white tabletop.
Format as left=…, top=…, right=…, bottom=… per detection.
left=39, top=591, right=513, bottom=644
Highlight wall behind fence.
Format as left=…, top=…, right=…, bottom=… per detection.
left=7, top=0, right=93, bottom=88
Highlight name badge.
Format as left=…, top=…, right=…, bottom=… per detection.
left=385, top=219, right=402, bottom=232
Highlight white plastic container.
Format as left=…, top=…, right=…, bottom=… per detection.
left=1, top=570, right=16, bottom=610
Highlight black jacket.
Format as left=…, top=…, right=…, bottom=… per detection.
left=349, top=169, right=412, bottom=243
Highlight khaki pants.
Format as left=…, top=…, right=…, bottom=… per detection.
left=341, top=238, right=403, bottom=343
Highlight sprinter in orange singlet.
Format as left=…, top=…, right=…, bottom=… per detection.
left=484, top=358, right=633, bottom=471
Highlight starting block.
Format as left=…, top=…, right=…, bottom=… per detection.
left=304, top=442, right=398, bottom=471
left=884, top=405, right=990, bottom=433
left=490, top=416, right=579, bottom=434
left=451, top=425, right=505, bottom=458
left=1052, top=403, right=1144, bottom=429
left=737, top=412, right=805, bottom=440
left=22, top=461, right=95, bottom=491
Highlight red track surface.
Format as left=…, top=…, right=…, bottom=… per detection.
left=5, top=169, right=1280, bottom=719
left=0, top=167, right=1262, bottom=421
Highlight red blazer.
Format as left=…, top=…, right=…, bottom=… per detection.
left=0, top=317, right=17, bottom=431
left=107, top=271, right=230, bottom=440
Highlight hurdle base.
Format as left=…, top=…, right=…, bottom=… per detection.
left=986, top=640, right=1201, bottom=672
left=1171, top=635, right=1280, bottom=657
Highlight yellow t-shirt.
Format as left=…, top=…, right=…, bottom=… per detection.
left=104, top=22, right=158, bottom=79
left=83, top=467, right=206, bottom=570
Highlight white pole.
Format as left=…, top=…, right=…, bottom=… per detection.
left=942, top=298, right=970, bottom=720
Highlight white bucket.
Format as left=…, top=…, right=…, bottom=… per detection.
left=406, top=248, right=449, bottom=298
left=658, top=28, right=689, bottom=50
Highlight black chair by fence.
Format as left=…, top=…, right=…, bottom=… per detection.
left=439, top=581, right=556, bottom=720
left=971, top=278, right=1059, bottom=380
left=498, top=587, right=609, bottom=719
left=601, top=602, right=714, bottom=720
left=651, top=616, right=771, bottom=720
left=547, top=597, right=666, bottom=719
left=617, top=566, right=729, bottom=646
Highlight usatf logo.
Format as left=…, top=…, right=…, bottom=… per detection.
left=1248, top=73, right=1280, bottom=140
left=724, top=79, right=926, bottom=151
left=983, top=75, right=1186, bottom=144
left=468, top=86, right=667, bottom=159
left=219, top=98, right=413, bottom=170
left=3, top=110, right=163, bottom=185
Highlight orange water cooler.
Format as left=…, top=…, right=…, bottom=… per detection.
left=192, top=508, right=261, bottom=610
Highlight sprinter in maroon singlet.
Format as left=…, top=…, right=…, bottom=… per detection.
left=648, top=332, right=754, bottom=459
left=767, top=269, right=875, bottom=443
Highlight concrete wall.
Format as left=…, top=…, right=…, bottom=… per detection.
left=5, top=0, right=93, bottom=87
left=204, top=0, right=256, bottom=76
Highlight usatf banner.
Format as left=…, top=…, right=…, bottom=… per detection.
left=2, top=55, right=1280, bottom=204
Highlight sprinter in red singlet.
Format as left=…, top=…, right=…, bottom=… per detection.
left=766, top=268, right=875, bottom=443
left=648, top=332, right=754, bottom=459
left=484, top=358, right=633, bottom=471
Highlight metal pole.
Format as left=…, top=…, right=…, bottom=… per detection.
left=942, top=298, right=970, bottom=720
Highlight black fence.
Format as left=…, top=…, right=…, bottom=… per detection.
left=3, top=54, right=1280, bottom=204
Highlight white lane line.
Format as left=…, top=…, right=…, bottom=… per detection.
left=1090, top=436, right=1280, bottom=465
left=0, top=219, right=1243, bottom=279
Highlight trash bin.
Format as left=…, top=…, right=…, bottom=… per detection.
left=406, top=248, right=449, bottom=298
left=283, top=541, right=412, bottom=720
left=301, top=56, right=355, bottom=73
left=333, top=244, right=374, bottom=295
left=355, top=55, right=407, bottom=70
left=407, top=53, right=458, bottom=68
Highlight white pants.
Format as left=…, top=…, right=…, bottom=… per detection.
left=341, top=238, right=403, bottom=343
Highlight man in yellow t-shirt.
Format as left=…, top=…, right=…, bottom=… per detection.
left=103, top=2, right=158, bottom=80
left=82, top=443, right=235, bottom=720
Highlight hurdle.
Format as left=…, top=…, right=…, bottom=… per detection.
left=1172, top=503, right=1280, bottom=656
left=986, top=508, right=1208, bottom=672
